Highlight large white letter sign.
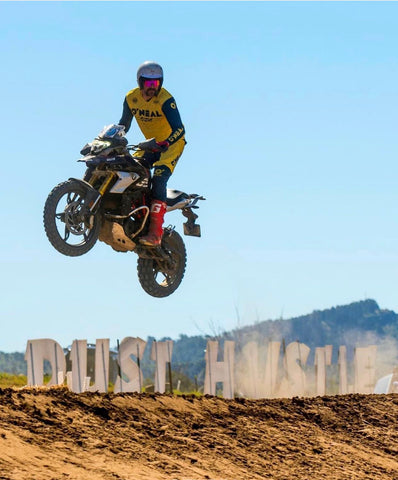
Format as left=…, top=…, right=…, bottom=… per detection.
left=25, top=339, right=66, bottom=387
left=237, top=341, right=259, bottom=399
left=277, top=341, right=310, bottom=397
left=68, top=339, right=89, bottom=393
left=338, top=346, right=348, bottom=394
left=204, top=340, right=235, bottom=399
left=354, top=345, right=377, bottom=394
left=314, top=345, right=333, bottom=396
left=263, top=341, right=281, bottom=398
left=234, top=341, right=280, bottom=399
left=151, top=340, right=173, bottom=394
left=87, top=339, right=110, bottom=393
left=114, top=337, right=147, bottom=393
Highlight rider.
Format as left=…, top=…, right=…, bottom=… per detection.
left=118, top=61, right=186, bottom=247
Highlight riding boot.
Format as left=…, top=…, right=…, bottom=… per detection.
left=139, top=200, right=167, bottom=247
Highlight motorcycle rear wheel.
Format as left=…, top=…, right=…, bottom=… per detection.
left=43, top=180, right=101, bottom=257
left=137, top=229, right=187, bottom=298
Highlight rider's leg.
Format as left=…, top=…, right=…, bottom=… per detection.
left=139, top=140, right=185, bottom=246
left=139, top=166, right=171, bottom=246
left=139, top=199, right=167, bottom=246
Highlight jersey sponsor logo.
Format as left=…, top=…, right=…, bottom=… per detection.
left=171, top=156, right=180, bottom=167
left=168, top=127, right=184, bottom=143
left=153, top=168, right=164, bottom=177
left=131, top=108, right=162, bottom=118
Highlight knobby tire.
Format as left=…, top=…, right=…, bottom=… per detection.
left=43, top=180, right=100, bottom=257
left=137, top=230, right=187, bottom=298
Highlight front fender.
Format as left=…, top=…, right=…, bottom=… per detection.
left=69, top=177, right=96, bottom=192
left=69, top=178, right=101, bottom=206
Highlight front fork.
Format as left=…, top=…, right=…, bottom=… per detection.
left=69, top=171, right=117, bottom=228
left=71, top=171, right=117, bottom=213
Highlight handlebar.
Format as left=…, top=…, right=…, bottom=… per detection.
left=127, top=138, right=168, bottom=153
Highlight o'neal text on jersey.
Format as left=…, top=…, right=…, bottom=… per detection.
left=131, top=109, right=163, bottom=118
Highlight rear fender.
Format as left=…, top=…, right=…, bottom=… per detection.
left=165, top=189, right=205, bottom=236
left=165, top=189, right=205, bottom=212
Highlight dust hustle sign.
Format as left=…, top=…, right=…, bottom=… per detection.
left=25, top=338, right=378, bottom=398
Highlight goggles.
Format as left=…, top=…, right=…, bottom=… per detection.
left=143, top=79, right=160, bottom=89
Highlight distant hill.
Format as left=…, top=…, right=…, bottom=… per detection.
left=0, top=352, right=27, bottom=375
left=1, top=300, right=397, bottom=385
left=225, top=299, right=398, bottom=359
left=156, top=299, right=398, bottom=383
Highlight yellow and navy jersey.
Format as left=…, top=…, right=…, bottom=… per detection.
left=119, top=87, right=185, bottom=145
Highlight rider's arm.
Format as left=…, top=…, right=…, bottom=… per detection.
left=118, top=98, right=134, bottom=133
left=162, top=97, right=185, bottom=144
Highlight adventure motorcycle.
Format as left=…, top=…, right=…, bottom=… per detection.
left=43, top=125, right=204, bottom=298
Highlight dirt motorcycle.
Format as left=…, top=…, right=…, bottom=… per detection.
left=43, top=125, right=205, bottom=298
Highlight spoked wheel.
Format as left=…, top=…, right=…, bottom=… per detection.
left=43, top=180, right=101, bottom=257
left=137, top=229, right=187, bottom=297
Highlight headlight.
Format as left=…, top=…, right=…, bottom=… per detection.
left=91, top=139, right=111, bottom=153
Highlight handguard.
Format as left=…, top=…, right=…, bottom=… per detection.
left=137, top=138, right=169, bottom=153
left=137, top=138, right=159, bottom=151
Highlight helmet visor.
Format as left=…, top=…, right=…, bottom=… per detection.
left=143, top=79, right=160, bottom=89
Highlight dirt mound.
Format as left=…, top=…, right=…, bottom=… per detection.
left=0, top=388, right=397, bottom=480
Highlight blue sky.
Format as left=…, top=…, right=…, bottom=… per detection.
left=1, top=2, right=398, bottom=352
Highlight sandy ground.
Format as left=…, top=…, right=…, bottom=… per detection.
left=0, top=387, right=397, bottom=480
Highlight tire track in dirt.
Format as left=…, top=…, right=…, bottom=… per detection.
left=0, top=388, right=397, bottom=480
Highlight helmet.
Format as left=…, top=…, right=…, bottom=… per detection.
left=137, top=61, right=163, bottom=89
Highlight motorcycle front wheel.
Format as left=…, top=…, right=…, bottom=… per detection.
left=137, top=229, right=187, bottom=298
left=43, top=180, right=101, bottom=257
